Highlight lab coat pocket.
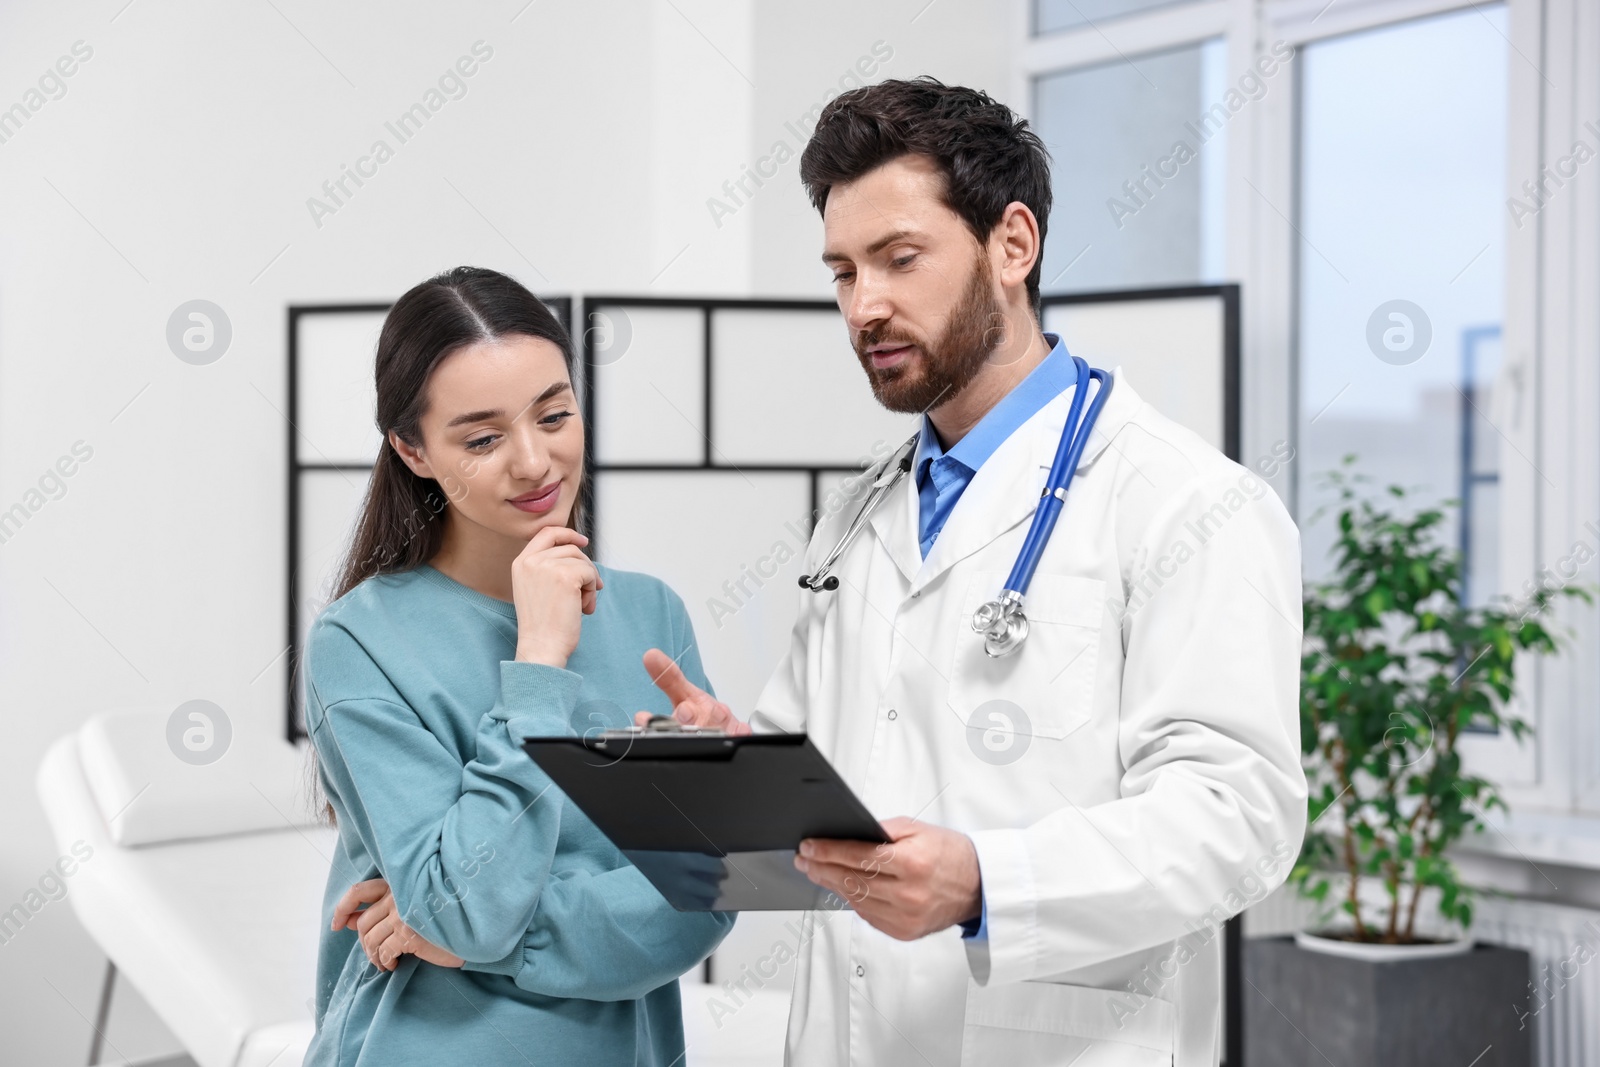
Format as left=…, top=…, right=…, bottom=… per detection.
left=949, top=570, right=1104, bottom=743
left=960, top=977, right=1175, bottom=1066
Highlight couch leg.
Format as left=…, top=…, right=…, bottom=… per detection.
left=87, top=958, right=115, bottom=1065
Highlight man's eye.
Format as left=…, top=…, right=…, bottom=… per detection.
left=893, top=254, right=916, bottom=268
left=832, top=273, right=854, bottom=285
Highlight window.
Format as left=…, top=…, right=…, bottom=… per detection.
left=1294, top=6, right=1509, bottom=595
left=1034, top=0, right=1194, bottom=36
left=1033, top=39, right=1229, bottom=292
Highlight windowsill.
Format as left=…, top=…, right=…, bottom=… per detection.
left=1451, top=809, right=1600, bottom=871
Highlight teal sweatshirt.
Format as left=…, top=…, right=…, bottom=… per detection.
left=301, top=560, right=733, bottom=1066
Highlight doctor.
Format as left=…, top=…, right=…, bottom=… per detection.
left=642, top=76, right=1306, bottom=1066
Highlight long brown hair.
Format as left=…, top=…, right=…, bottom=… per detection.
left=305, top=266, right=591, bottom=824
left=334, top=266, right=590, bottom=599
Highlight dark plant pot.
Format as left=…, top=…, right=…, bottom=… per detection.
left=1243, top=935, right=1531, bottom=1066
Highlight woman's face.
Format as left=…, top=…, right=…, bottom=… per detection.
left=395, top=333, right=585, bottom=543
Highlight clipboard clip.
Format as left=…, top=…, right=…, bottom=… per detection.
left=596, top=714, right=727, bottom=740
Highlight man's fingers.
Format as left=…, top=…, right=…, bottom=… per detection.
left=642, top=648, right=704, bottom=706
left=880, top=816, right=920, bottom=841
left=332, top=878, right=391, bottom=931
left=642, top=649, right=753, bottom=732
left=796, top=858, right=879, bottom=904
left=798, top=837, right=884, bottom=869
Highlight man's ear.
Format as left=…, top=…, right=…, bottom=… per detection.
left=388, top=429, right=432, bottom=480
left=992, top=202, right=1041, bottom=296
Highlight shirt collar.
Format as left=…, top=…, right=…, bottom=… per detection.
left=913, top=332, right=1076, bottom=484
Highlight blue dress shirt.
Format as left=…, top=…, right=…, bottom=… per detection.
left=913, top=333, right=1079, bottom=559
left=912, top=333, right=1079, bottom=940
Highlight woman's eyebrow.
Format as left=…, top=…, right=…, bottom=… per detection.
left=444, top=381, right=572, bottom=428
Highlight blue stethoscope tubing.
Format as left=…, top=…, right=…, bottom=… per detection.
left=968, top=355, right=1111, bottom=656
left=1003, top=355, right=1113, bottom=596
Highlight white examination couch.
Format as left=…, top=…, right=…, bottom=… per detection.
left=36, top=710, right=788, bottom=1067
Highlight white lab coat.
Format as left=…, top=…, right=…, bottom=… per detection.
left=750, top=366, right=1307, bottom=1066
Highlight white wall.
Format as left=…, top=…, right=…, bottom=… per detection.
left=0, top=0, right=1009, bottom=1061
left=749, top=2, right=1012, bottom=296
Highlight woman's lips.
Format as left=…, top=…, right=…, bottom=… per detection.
left=510, top=482, right=561, bottom=513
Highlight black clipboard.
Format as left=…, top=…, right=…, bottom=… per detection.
left=522, top=731, right=888, bottom=911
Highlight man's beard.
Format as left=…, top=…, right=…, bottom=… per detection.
left=853, top=250, right=1004, bottom=415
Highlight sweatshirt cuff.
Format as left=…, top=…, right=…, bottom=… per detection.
left=963, top=827, right=1038, bottom=986
left=492, top=660, right=585, bottom=738
left=459, top=939, right=525, bottom=980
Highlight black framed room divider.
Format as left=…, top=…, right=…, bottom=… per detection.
left=282, top=284, right=1245, bottom=1060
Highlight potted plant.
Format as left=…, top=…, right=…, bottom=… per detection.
left=1244, top=462, right=1590, bottom=1066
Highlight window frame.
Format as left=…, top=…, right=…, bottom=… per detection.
left=1010, top=0, right=1600, bottom=870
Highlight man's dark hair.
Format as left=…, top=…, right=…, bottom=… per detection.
left=799, top=76, right=1053, bottom=320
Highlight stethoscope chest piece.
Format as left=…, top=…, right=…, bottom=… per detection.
left=972, top=592, right=1029, bottom=658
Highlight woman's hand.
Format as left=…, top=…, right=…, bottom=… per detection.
left=634, top=648, right=752, bottom=734
left=511, top=526, right=603, bottom=669
left=333, top=878, right=465, bottom=971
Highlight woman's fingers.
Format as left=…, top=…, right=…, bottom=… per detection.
left=529, top=526, right=589, bottom=551
left=355, top=891, right=393, bottom=939
left=374, top=921, right=463, bottom=970
left=377, top=922, right=413, bottom=970
left=335, top=880, right=453, bottom=972
left=361, top=913, right=397, bottom=967
left=378, top=931, right=406, bottom=970
left=527, top=533, right=605, bottom=588
left=332, top=878, right=390, bottom=931
left=535, top=543, right=596, bottom=566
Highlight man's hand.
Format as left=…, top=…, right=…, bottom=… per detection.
left=333, top=878, right=465, bottom=971
left=634, top=648, right=752, bottom=734
left=793, top=816, right=982, bottom=941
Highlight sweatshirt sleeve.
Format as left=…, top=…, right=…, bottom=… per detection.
left=962, top=469, right=1308, bottom=985
left=461, top=865, right=733, bottom=999
left=305, top=616, right=580, bottom=964
left=455, top=582, right=735, bottom=994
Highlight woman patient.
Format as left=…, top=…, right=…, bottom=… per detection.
left=300, top=266, right=732, bottom=1065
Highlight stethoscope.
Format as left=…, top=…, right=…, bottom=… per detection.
left=799, top=356, right=1113, bottom=658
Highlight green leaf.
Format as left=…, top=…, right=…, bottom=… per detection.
left=1296, top=461, right=1579, bottom=940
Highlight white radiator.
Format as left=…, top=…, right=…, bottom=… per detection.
left=1473, top=896, right=1600, bottom=1067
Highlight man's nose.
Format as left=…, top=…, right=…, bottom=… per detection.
left=845, top=273, right=890, bottom=334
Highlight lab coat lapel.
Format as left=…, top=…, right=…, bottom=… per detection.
left=910, top=365, right=1132, bottom=595
left=866, top=454, right=924, bottom=586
